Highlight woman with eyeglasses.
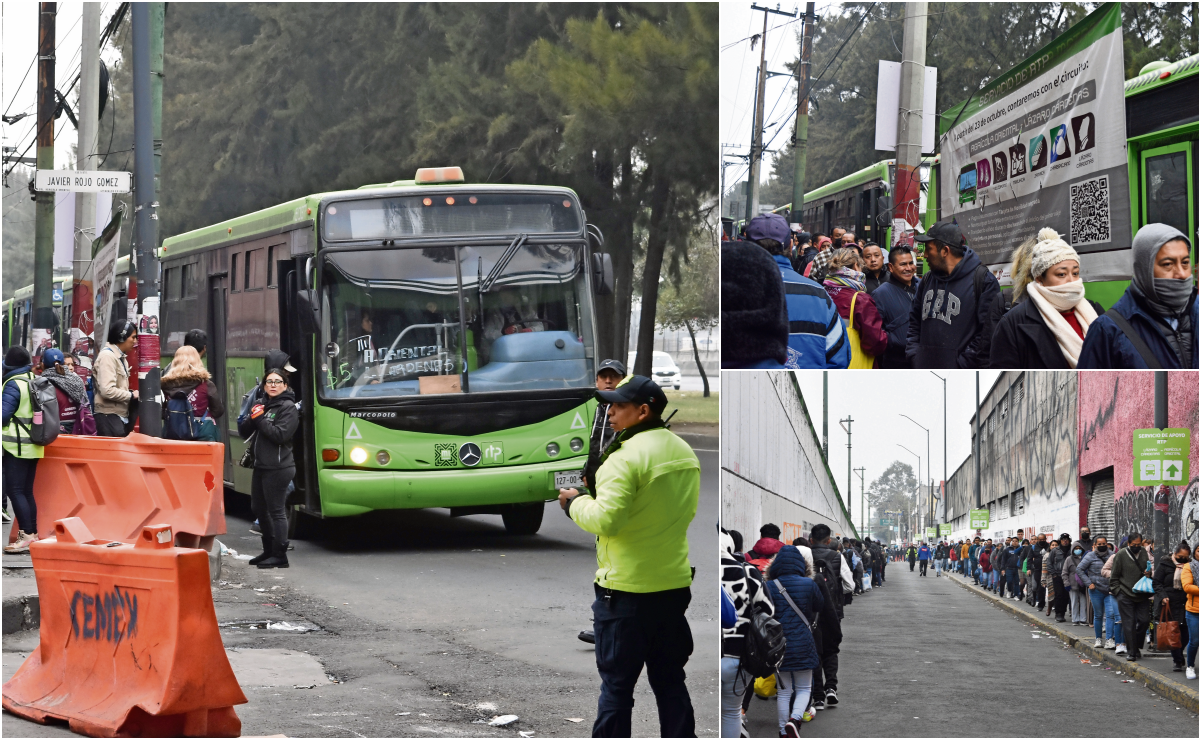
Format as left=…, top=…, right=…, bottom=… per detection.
left=93, top=321, right=139, bottom=437
left=237, top=368, right=299, bottom=569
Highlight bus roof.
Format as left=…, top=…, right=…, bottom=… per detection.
left=1124, top=53, right=1198, bottom=96
left=160, top=182, right=580, bottom=260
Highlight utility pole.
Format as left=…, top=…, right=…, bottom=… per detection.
left=72, top=3, right=101, bottom=364
left=931, top=371, right=946, bottom=522
left=150, top=3, right=164, bottom=194
left=840, top=415, right=853, bottom=531
left=32, top=2, right=57, bottom=350
left=822, top=370, right=828, bottom=460
left=854, top=466, right=866, bottom=537
left=974, top=372, right=981, bottom=511
left=132, top=3, right=161, bottom=435
left=893, top=2, right=928, bottom=239
left=1153, top=372, right=1169, bottom=556
left=746, top=4, right=795, bottom=222
left=789, top=2, right=816, bottom=223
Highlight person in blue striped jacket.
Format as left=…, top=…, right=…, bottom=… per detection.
left=745, top=213, right=850, bottom=369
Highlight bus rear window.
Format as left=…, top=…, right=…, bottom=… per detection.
left=322, top=192, right=583, bottom=241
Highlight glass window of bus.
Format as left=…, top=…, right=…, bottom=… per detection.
left=319, top=242, right=593, bottom=399
left=165, top=267, right=182, bottom=301
left=1143, top=149, right=1192, bottom=238
left=247, top=248, right=265, bottom=290
left=182, top=263, right=198, bottom=299
left=267, top=246, right=276, bottom=288
left=230, top=253, right=239, bottom=293
left=321, top=192, right=582, bottom=241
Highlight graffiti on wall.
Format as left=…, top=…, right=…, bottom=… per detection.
left=1113, top=478, right=1199, bottom=549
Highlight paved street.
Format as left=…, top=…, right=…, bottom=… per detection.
left=3, top=442, right=717, bottom=738
left=743, top=561, right=1199, bottom=738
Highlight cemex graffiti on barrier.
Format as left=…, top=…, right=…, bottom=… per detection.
left=1133, top=428, right=1190, bottom=486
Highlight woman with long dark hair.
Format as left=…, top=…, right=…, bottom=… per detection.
left=237, top=368, right=298, bottom=568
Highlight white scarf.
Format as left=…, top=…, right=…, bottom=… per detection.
left=1025, top=280, right=1098, bottom=368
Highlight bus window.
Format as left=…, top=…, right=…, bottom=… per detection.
left=1143, top=147, right=1192, bottom=238
left=182, top=263, right=197, bottom=299
left=267, top=246, right=276, bottom=288
left=165, top=267, right=182, bottom=301
left=230, top=253, right=239, bottom=293
left=247, top=248, right=264, bottom=290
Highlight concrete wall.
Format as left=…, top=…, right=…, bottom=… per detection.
left=1078, top=372, right=1199, bottom=549
left=721, top=371, right=857, bottom=544
left=945, top=372, right=1079, bottom=542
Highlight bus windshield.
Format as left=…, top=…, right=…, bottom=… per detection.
left=320, top=242, right=595, bottom=399
left=322, top=192, right=583, bottom=241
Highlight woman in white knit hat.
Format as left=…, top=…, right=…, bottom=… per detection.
left=990, top=227, right=1104, bottom=368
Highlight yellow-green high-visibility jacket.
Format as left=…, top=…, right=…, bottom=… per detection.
left=2, top=372, right=44, bottom=459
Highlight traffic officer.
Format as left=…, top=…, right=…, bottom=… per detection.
left=558, top=375, right=700, bottom=738
left=3, top=346, right=45, bottom=553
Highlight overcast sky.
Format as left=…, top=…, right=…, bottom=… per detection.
left=793, top=369, right=1000, bottom=533
left=2, top=2, right=124, bottom=173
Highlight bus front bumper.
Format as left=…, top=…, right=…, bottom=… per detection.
left=317, top=459, right=584, bottom=517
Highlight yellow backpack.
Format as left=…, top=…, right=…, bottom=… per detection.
left=845, top=291, right=876, bottom=369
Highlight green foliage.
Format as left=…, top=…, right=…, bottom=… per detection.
left=760, top=2, right=1197, bottom=205
left=656, top=212, right=719, bottom=334
left=867, top=459, right=918, bottom=539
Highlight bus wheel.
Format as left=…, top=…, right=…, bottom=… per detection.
left=502, top=503, right=544, bottom=535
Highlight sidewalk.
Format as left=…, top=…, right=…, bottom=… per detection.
left=945, top=568, right=1198, bottom=712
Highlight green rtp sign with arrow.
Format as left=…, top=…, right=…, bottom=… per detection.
left=1133, top=428, right=1190, bottom=486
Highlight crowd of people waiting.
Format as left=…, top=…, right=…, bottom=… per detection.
left=721, top=522, right=890, bottom=737
left=2, top=325, right=298, bottom=569
left=721, top=212, right=1197, bottom=370
left=900, top=529, right=1198, bottom=679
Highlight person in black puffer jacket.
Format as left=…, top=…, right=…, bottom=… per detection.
left=1153, top=541, right=1193, bottom=671
left=237, top=368, right=299, bottom=569
left=765, top=546, right=823, bottom=735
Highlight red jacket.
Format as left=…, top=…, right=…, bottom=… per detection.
left=824, top=284, right=889, bottom=358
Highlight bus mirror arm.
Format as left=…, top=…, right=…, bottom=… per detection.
left=591, top=253, right=613, bottom=296
left=876, top=196, right=893, bottom=228
left=296, top=288, right=321, bottom=334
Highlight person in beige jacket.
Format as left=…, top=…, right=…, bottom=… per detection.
left=93, top=320, right=139, bottom=437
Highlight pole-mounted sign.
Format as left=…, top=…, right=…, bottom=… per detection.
left=1133, top=428, right=1190, bottom=485
left=35, top=169, right=131, bottom=194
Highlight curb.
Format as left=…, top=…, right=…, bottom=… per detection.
left=2, top=592, right=39, bottom=635
left=947, top=572, right=1198, bottom=713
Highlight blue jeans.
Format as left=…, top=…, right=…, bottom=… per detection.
left=720, top=656, right=748, bottom=738
left=591, top=585, right=694, bottom=738
left=1187, top=611, right=1198, bottom=669
left=1088, top=589, right=1121, bottom=641
left=1006, top=568, right=1020, bottom=596
left=776, top=670, right=813, bottom=731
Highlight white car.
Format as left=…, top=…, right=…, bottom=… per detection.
left=627, top=351, right=682, bottom=390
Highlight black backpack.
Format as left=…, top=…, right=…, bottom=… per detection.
left=7, top=373, right=60, bottom=452
left=740, top=607, right=786, bottom=679
left=812, top=556, right=842, bottom=617
left=163, top=388, right=203, bottom=440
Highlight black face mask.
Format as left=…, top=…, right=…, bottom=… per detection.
left=1129, top=544, right=1142, bottom=553
left=1096, top=546, right=1108, bottom=555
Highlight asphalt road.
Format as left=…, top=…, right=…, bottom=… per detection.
left=744, top=561, right=1199, bottom=738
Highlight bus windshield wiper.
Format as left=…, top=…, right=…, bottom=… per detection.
left=480, top=233, right=527, bottom=293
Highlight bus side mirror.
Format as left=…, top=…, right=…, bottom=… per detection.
left=591, top=253, right=614, bottom=296
left=296, top=289, right=320, bottom=333
left=876, top=196, right=892, bottom=228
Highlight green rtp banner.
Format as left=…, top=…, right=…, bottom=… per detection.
left=926, top=527, right=936, bottom=540
left=970, top=509, right=990, bottom=528
left=1133, top=428, right=1190, bottom=485
left=939, top=524, right=952, bottom=536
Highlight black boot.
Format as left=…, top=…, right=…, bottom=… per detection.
left=257, top=540, right=290, bottom=569
left=248, top=534, right=273, bottom=566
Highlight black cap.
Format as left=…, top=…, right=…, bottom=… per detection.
left=597, top=359, right=626, bottom=376
left=913, top=219, right=965, bottom=247
left=596, top=375, right=668, bottom=415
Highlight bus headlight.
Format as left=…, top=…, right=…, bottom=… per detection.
left=569, top=437, right=584, bottom=453
left=546, top=442, right=560, bottom=457
left=376, top=450, right=391, bottom=466
left=350, top=446, right=369, bottom=465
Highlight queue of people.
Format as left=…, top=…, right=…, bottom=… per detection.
left=721, top=521, right=888, bottom=737
left=722, top=213, right=1198, bottom=369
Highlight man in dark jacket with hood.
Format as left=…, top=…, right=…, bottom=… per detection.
left=873, top=246, right=919, bottom=368
left=1078, top=223, right=1197, bottom=369
left=906, top=220, right=1001, bottom=368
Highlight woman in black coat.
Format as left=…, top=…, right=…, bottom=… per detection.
left=237, top=368, right=299, bottom=569
left=1153, top=541, right=1193, bottom=671
left=990, top=228, right=1104, bottom=369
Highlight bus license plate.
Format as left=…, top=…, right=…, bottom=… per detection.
left=554, top=470, right=583, bottom=489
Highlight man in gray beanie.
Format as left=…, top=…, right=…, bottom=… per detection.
left=1078, top=223, right=1196, bottom=368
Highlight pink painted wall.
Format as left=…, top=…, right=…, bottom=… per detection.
left=1078, top=371, right=1199, bottom=546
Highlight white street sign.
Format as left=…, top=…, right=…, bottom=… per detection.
left=35, top=169, right=131, bottom=194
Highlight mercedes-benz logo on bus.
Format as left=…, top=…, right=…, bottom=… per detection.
left=459, top=443, right=482, bottom=467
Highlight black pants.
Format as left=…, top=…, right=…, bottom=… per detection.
left=251, top=466, right=294, bottom=557
left=591, top=584, right=694, bottom=738
left=2, top=453, right=38, bottom=535
left=94, top=412, right=132, bottom=437
left=811, top=627, right=839, bottom=699
left=909, top=559, right=915, bottom=571
left=919, top=560, right=927, bottom=576
left=1052, top=576, right=1070, bottom=618
left=1117, top=593, right=1151, bottom=657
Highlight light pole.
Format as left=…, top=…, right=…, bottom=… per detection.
left=898, top=443, right=921, bottom=542
left=930, top=372, right=947, bottom=523
left=853, top=466, right=866, bottom=539
left=900, top=413, right=931, bottom=529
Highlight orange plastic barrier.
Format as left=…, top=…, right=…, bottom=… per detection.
left=2, top=518, right=247, bottom=737
left=26, top=433, right=226, bottom=545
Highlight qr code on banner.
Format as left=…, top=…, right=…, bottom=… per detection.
left=1069, top=174, right=1110, bottom=246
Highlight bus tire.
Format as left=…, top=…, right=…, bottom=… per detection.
left=501, top=503, right=544, bottom=535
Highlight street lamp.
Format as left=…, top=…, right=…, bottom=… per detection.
left=897, top=443, right=921, bottom=542
left=930, top=372, right=947, bottom=523
left=900, top=413, right=932, bottom=527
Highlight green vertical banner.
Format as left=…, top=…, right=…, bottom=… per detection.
left=1133, top=428, right=1191, bottom=485
left=926, top=527, right=936, bottom=540
left=939, top=523, right=952, bottom=537
left=969, top=509, right=990, bottom=529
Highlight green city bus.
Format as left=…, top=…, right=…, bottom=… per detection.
left=153, top=167, right=614, bottom=536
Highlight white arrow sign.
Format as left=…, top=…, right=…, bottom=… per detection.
left=35, top=169, right=131, bottom=194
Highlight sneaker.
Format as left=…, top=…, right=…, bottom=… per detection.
left=1115, top=644, right=1127, bottom=655
left=1187, top=667, right=1197, bottom=680
left=1173, top=663, right=1184, bottom=672
left=783, top=719, right=801, bottom=737
left=812, top=699, right=825, bottom=711
left=825, top=688, right=839, bottom=706
left=801, top=708, right=815, bottom=723
left=3, top=531, right=37, bottom=553
left=1094, top=638, right=1103, bottom=648
left=256, top=555, right=289, bottom=569
left=578, top=630, right=595, bottom=644
left=0, top=509, right=10, bottom=523
left=1104, top=638, right=1115, bottom=649
left=250, top=520, right=262, bottom=534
